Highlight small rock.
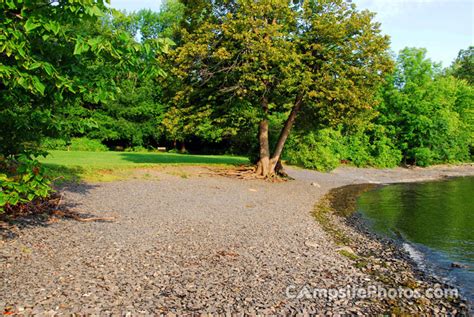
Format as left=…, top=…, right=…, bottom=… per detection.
left=336, top=246, right=355, bottom=254
left=311, top=182, right=321, bottom=188
left=304, top=240, right=319, bottom=248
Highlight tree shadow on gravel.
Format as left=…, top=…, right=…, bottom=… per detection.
left=1, top=202, right=108, bottom=240
left=0, top=183, right=103, bottom=241
left=55, top=180, right=100, bottom=195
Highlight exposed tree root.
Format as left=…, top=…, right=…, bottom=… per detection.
left=201, top=165, right=291, bottom=182
left=0, top=192, right=116, bottom=227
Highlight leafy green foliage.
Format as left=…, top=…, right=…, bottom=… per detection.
left=450, top=46, right=474, bottom=84
left=285, top=124, right=402, bottom=171
left=378, top=48, right=472, bottom=166
left=285, top=130, right=343, bottom=172
left=0, top=1, right=170, bottom=209
left=285, top=47, right=470, bottom=171
left=52, top=7, right=175, bottom=149
left=1, top=0, right=472, bottom=186
left=0, top=156, right=52, bottom=214
left=42, top=138, right=108, bottom=152
left=0, top=1, right=167, bottom=157
left=65, top=76, right=166, bottom=148
left=132, top=1, right=185, bottom=42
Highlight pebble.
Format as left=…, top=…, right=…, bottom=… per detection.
left=1, top=165, right=472, bottom=314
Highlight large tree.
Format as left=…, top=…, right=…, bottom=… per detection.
left=171, top=0, right=393, bottom=177
left=0, top=0, right=165, bottom=156
left=377, top=47, right=472, bottom=166
left=56, top=9, right=172, bottom=149
left=450, top=46, right=473, bottom=85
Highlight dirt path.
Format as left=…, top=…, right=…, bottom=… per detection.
left=1, top=164, right=473, bottom=314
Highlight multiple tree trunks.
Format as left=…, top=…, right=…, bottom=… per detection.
left=256, top=95, right=303, bottom=178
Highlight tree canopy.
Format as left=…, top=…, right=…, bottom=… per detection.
left=0, top=0, right=472, bottom=173
left=169, top=0, right=393, bottom=176
left=0, top=0, right=171, bottom=156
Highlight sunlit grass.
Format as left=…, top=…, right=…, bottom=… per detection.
left=40, top=150, right=249, bottom=183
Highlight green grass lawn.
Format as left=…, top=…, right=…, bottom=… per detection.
left=41, top=150, right=249, bottom=182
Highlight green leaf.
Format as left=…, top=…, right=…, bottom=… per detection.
left=8, top=192, right=19, bottom=206
left=24, top=19, right=40, bottom=32
left=0, top=193, right=8, bottom=207
left=5, top=0, right=16, bottom=10
left=74, top=40, right=83, bottom=55
left=74, top=40, right=90, bottom=55
left=49, top=21, right=60, bottom=35
left=29, top=62, right=42, bottom=70
left=32, top=76, right=45, bottom=95
left=87, top=5, right=104, bottom=17
left=43, top=63, right=54, bottom=76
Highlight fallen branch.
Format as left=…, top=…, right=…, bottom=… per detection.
left=51, top=209, right=115, bottom=222
left=52, top=193, right=115, bottom=222
left=0, top=192, right=116, bottom=225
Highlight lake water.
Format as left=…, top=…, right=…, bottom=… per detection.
left=356, top=177, right=474, bottom=304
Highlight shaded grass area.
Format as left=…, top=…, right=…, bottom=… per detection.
left=41, top=150, right=249, bottom=183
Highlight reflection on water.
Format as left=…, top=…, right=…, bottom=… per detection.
left=356, top=177, right=474, bottom=303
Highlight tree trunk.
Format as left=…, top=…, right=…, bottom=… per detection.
left=255, top=94, right=303, bottom=178
left=269, top=94, right=303, bottom=174
left=180, top=141, right=186, bottom=153
left=256, top=96, right=271, bottom=177
left=256, top=119, right=270, bottom=176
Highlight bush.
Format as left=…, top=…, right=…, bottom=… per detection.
left=0, top=155, right=53, bottom=214
left=344, top=125, right=402, bottom=168
left=342, top=132, right=372, bottom=167
left=124, top=146, right=151, bottom=153
left=41, top=138, right=68, bottom=150
left=369, top=135, right=403, bottom=168
left=410, top=147, right=435, bottom=167
left=42, top=137, right=108, bottom=152
left=69, top=138, right=108, bottom=152
left=285, top=129, right=343, bottom=172
left=285, top=124, right=403, bottom=171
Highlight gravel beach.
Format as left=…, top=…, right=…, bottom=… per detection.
left=1, top=164, right=473, bottom=314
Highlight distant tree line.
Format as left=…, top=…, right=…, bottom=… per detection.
left=1, top=0, right=473, bottom=171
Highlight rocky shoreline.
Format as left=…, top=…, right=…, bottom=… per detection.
left=1, top=164, right=473, bottom=314
left=314, top=182, right=471, bottom=314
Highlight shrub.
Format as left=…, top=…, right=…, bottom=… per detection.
left=347, top=125, right=402, bottom=168
left=369, top=135, right=403, bottom=168
left=68, top=138, right=108, bottom=152
left=42, top=137, right=108, bottom=152
left=41, top=138, right=68, bottom=150
left=410, top=147, right=435, bottom=167
left=285, top=129, right=343, bottom=172
left=0, top=155, right=53, bottom=214
left=285, top=124, right=403, bottom=171
left=124, top=146, right=150, bottom=153
left=342, top=132, right=372, bottom=167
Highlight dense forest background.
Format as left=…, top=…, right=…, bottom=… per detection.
left=1, top=0, right=473, bottom=171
